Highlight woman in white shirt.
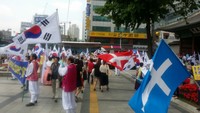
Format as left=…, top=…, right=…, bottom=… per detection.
left=99, top=60, right=110, bottom=92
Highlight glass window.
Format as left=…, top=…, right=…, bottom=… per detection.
left=133, top=28, right=146, bottom=33
left=93, top=38, right=110, bottom=44
left=113, top=39, right=120, bottom=44
left=114, top=27, right=130, bottom=33
left=92, top=16, right=111, bottom=22
left=93, top=5, right=103, bottom=10
left=92, top=26, right=111, bottom=32
left=122, top=39, right=129, bottom=44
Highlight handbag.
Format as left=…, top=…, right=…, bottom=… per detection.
left=47, top=73, right=52, bottom=81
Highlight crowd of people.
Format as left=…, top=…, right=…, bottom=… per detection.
left=133, top=52, right=200, bottom=103
left=19, top=52, right=111, bottom=113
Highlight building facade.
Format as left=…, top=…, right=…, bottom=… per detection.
left=20, top=22, right=33, bottom=33
left=85, top=0, right=148, bottom=51
left=33, top=14, right=48, bottom=25
left=68, top=24, right=80, bottom=40
left=82, top=11, right=87, bottom=41
left=155, top=1, right=200, bottom=55
left=20, top=14, right=48, bottom=33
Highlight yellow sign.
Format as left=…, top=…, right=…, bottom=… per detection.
left=89, top=31, right=146, bottom=39
left=86, top=17, right=90, bottom=30
left=192, top=65, right=200, bottom=80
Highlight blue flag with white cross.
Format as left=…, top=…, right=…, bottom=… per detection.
left=128, top=39, right=190, bottom=113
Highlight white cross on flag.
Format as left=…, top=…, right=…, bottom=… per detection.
left=98, top=51, right=133, bottom=70
left=12, top=12, right=61, bottom=45
left=128, top=40, right=190, bottom=113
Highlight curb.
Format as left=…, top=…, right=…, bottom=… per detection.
left=171, top=98, right=198, bottom=113
left=0, top=71, right=11, bottom=77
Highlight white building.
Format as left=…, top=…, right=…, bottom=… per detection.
left=85, top=0, right=147, bottom=51
left=68, top=24, right=80, bottom=40
left=33, top=14, right=48, bottom=24
left=20, top=22, right=33, bottom=33
left=20, top=14, right=48, bottom=33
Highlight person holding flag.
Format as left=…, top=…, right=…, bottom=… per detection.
left=61, top=56, right=77, bottom=113
left=128, top=40, right=191, bottom=113
left=25, top=53, right=39, bottom=107
left=134, top=62, right=144, bottom=90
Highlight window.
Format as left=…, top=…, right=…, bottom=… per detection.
left=93, top=38, right=110, bottom=44
left=93, top=16, right=111, bottom=22
left=93, top=5, right=103, bottom=10
left=114, top=27, right=130, bottom=33
left=92, top=26, right=111, bottom=32
left=122, top=39, right=129, bottom=44
left=133, top=28, right=146, bottom=33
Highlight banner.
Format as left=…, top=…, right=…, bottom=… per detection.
left=8, top=58, right=28, bottom=85
left=12, top=12, right=61, bottom=45
left=86, top=4, right=91, bottom=16
left=89, top=31, right=147, bottom=39
left=128, top=40, right=190, bottom=113
left=192, top=65, right=200, bottom=80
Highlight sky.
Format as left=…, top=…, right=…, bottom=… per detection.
left=0, top=0, right=86, bottom=37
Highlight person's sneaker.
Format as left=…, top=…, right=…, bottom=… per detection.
left=26, top=103, right=34, bottom=107
left=34, top=100, right=37, bottom=104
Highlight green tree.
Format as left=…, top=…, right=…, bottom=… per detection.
left=95, top=0, right=200, bottom=57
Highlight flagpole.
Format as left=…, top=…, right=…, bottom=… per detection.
left=22, top=85, right=25, bottom=102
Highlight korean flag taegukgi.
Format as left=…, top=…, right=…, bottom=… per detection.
left=128, top=40, right=191, bottom=113
left=12, top=12, right=61, bottom=45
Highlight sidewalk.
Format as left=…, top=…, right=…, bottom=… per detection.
left=0, top=70, right=198, bottom=113
left=0, top=77, right=83, bottom=113
left=120, top=70, right=199, bottom=113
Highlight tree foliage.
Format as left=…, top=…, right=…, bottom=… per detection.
left=95, top=0, right=200, bottom=57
